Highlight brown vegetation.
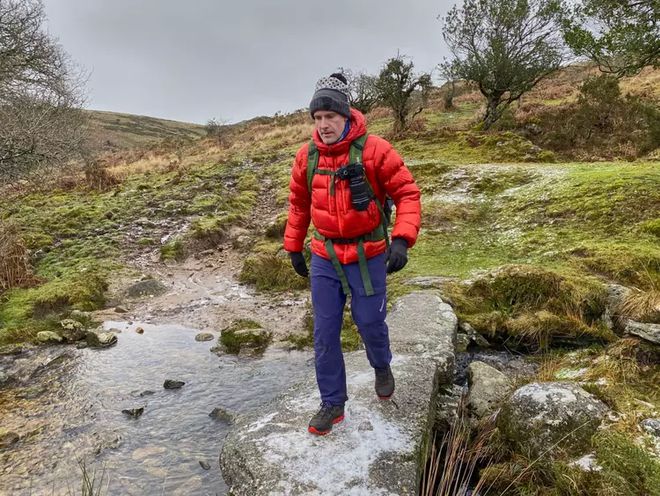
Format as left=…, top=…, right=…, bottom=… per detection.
left=0, top=221, right=37, bottom=292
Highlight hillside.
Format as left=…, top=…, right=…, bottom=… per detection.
left=0, top=63, right=658, bottom=494
left=84, top=109, right=206, bottom=152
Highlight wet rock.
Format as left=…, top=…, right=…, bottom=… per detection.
left=195, top=332, right=214, bottom=342
left=220, top=291, right=457, bottom=496
left=357, top=420, right=374, bottom=432
left=498, top=382, right=608, bottom=457
left=209, top=407, right=234, bottom=423
left=86, top=331, right=118, bottom=348
left=640, top=418, right=660, bottom=437
left=126, top=279, right=167, bottom=298
left=114, top=306, right=128, bottom=313
left=199, top=460, right=211, bottom=470
left=122, top=407, right=144, bottom=418
left=59, top=319, right=87, bottom=342
left=456, top=333, right=470, bottom=352
left=36, top=331, right=64, bottom=344
left=625, top=321, right=660, bottom=345
left=163, top=379, right=185, bottom=389
left=135, top=327, right=144, bottom=334
left=76, top=342, right=89, bottom=349
left=467, top=361, right=512, bottom=419
left=0, top=430, right=20, bottom=448
left=0, top=371, right=8, bottom=385
left=220, top=327, right=272, bottom=355
left=0, top=343, right=32, bottom=355
left=139, top=390, right=155, bottom=397
left=459, top=322, right=490, bottom=348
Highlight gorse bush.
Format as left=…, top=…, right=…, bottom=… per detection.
left=526, top=75, right=660, bottom=159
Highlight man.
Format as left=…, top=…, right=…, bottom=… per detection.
left=284, top=73, right=421, bottom=436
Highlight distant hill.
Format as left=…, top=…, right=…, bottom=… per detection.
left=84, top=110, right=206, bottom=152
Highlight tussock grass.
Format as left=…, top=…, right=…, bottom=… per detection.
left=0, top=221, right=37, bottom=293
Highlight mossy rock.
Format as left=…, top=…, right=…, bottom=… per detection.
left=220, top=319, right=271, bottom=355
left=126, top=279, right=167, bottom=298
left=498, top=382, right=608, bottom=458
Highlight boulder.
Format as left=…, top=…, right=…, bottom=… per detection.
left=220, top=291, right=457, bottom=496
left=85, top=331, right=118, bottom=348
left=467, top=361, right=512, bottom=419
left=59, top=319, right=87, bottom=342
left=195, top=332, right=214, bottom=342
left=220, top=327, right=271, bottom=355
left=36, top=331, right=64, bottom=344
left=625, top=321, right=660, bottom=345
left=498, top=382, right=608, bottom=457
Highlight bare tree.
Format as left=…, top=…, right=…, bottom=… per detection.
left=0, top=0, right=87, bottom=184
left=374, top=54, right=432, bottom=134
left=336, top=67, right=380, bottom=114
left=441, top=0, right=564, bottom=129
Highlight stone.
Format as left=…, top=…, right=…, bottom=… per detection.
left=85, top=331, right=118, bottom=348
left=456, top=333, right=470, bottom=352
left=163, top=379, right=185, bottom=389
left=467, top=361, right=512, bottom=419
left=195, top=332, right=214, bottom=342
left=199, top=460, right=211, bottom=470
left=640, top=418, right=660, bottom=437
left=36, top=331, right=64, bottom=344
left=220, top=291, right=457, bottom=496
left=569, top=453, right=602, bottom=472
left=0, top=370, right=8, bottom=385
left=0, top=431, right=20, bottom=448
left=59, top=319, right=87, bottom=342
left=135, top=327, right=144, bottom=334
left=114, top=306, right=128, bottom=313
left=209, top=407, right=234, bottom=423
left=122, top=407, right=144, bottom=418
left=126, top=279, right=167, bottom=298
left=459, top=322, right=490, bottom=348
left=625, top=321, right=660, bottom=345
left=498, top=382, right=608, bottom=457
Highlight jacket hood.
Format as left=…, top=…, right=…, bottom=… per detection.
left=312, top=108, right=367, bottom=156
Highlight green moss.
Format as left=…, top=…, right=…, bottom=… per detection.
left=239, top=252, right=309, bottom=292
left=444, top=264, right=612, bottom=350
left=0, top=268, right=108, bottom=345
left=639, top=218, right=660, bottom=238
left=219, top=319, right=271, bottom=354
left=160, top=238, right=186, bottom=261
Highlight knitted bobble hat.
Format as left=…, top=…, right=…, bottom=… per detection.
left=309, top=73, right=350, bottom=118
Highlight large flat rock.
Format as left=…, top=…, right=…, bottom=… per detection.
left=220, top=291, right=457, bottom=496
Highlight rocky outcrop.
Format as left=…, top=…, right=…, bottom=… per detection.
left=220, top=291, right=457, bottom=496
left=625, top=321, right=660, bottom=345
left=498, top=382, right=608, bottom=457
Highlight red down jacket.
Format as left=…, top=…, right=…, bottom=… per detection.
left=284, top=108, right=421, bottom=265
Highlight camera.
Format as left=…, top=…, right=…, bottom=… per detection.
left=336, top=162, right=373, bottom=211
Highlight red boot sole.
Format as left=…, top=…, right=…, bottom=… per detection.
left=308, top=415, right=344, bottom=436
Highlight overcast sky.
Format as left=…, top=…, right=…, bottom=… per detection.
left=44, top=0, right=455, bottom=124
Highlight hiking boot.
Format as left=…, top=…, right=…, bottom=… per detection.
left=375, top=366, right=395, bottom=399
left=308, top=403, right=345, bottom=436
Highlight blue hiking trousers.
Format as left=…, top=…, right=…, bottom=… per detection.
left=310, top=252, right=392, bottom=406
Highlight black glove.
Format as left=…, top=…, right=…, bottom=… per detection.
left=386, top=238, right=408, bottom=274
left=289, top=252, right=308, bottom=278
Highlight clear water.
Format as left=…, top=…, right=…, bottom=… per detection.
left=0, top=322, right=313, bottom=495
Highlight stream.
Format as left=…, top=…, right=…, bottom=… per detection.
left=0, top=321, right=313, bottom=495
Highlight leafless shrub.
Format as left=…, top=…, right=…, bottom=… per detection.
left=0, top=0, right=87, bottom=186
left=0, top=220, right=37, bottom=292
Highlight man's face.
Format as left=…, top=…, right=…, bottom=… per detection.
left=314, top=110, right=347, bottom=144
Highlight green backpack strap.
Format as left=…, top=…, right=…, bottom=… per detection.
left=306, top=141, right=319, bottom=194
